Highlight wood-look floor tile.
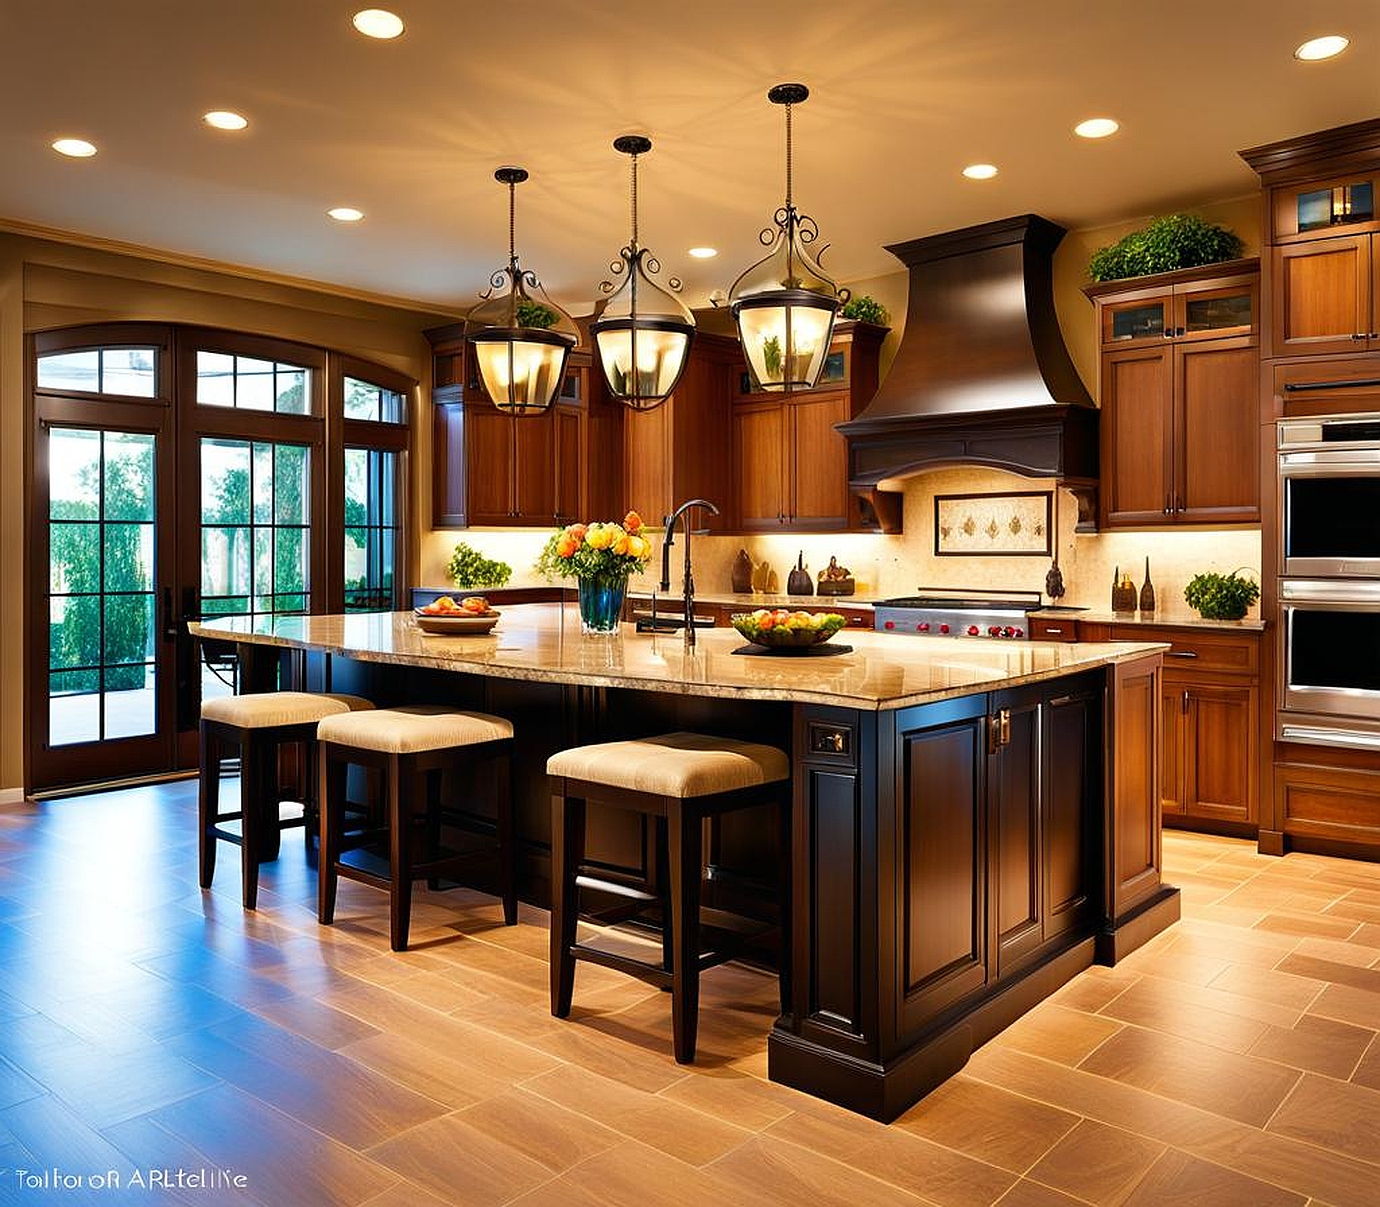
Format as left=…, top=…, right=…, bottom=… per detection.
left=1350, top=1034, right=1380, bottom=1091
left=1268, top=1073, right=1380, bottom=1163
left=709, top=1133, right=940, bottom=1207
left=656, top=1067, right=800, bottom=1131
left=1101, top=965, right=1302, bottom=1029
left=140, top=1084, right=397, bottom=1207
left=1049, top=967, right=1140, bottom=1013
left=0, top=1093, right=137, bottom=1180
left=522, top=1061, right=754, bottom=1166
left=1278, top=952, right=1380, bottom=995
left=1167, top=926, right=1299, bottom=967
left=1115, top=945, right=1233, bottom=988
left=1099, top=978, right=1272, bottom=1055
left=1247, top=1012, right=1374, bottom=1080
left=1305, top=983, right=1380, bottom=1030
left=764, top=1107, right=1016, bottom=1207
left=893, top=1075, right=1080, bottom=1173
left=1120, top=1149, right=1305, bottom=1207
left=1350, top=922, right=1380, bottom=949
left=458, top=1087, right=623, bottom=1173
left=994, top=1180, right=1091, bottom=1207
left=1254, top=913, right=1359, bottom=941
left=101, top=1113, right=224, bottom=1207
left=990, top=1003, right=1125, bottom=1066
left=1324, top=896, right=1380, bottom=926
left=0, top=1054, right=45, bottom=1111
left=562, top=1138, right=783, bottom=1207
left=365, top=1110, right=555, bottom=1206
left=1207, top=962, right=1327, bottom=1012
left=248, top=990, right=383, bottom=1050
left=165, top=1012, right=448, bottom=1148
left=1026, top=1118, right=1164, bottom=1206
left=1078, top=1024, right=1301, bottom=1127
left=1292, top=935, right=1380, bottom=969
left=357, top=1180, right=453, bottom=1207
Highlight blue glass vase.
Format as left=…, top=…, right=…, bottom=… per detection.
left=577, top=576, right=627, bottom=634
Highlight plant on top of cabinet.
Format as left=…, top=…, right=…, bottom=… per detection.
left=1088, top=214, right=1244, bottom=282
left=447, top=542, right=512, bottom=589
left=841, top=295, right=889, bottom=325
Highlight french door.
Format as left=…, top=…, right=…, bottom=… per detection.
left=30, top=329, right=179, bottom=788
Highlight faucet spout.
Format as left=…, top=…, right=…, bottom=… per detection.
left=661, top=498, right=720, bottom=647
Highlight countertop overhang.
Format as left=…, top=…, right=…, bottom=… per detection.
left=191, top=604, right=1167, bottom=712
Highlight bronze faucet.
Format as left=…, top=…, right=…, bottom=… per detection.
left=660, top=498, right=720, bottom=648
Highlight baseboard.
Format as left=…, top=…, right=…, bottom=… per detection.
left=0, top=786, right=28, bottom=810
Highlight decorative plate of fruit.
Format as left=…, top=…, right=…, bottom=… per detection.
left=414, top=595, right=501, bottom=634
left=731, top=609, right=847, bottom=649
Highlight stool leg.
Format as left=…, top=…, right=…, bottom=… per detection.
left=550, top=787, right=584, bottom=1018
left=655, top=816, right=672, bottom=975
left=239, top=735, right=261, bottom=911
left=318, top=743, right=344, bottom=926
left=388, top=754, right=412, bottom=952
left=777, top=794, right=792, bottom=1016
left=667, top=799, right=702, bottom=1063
left=496, top=747, right=517, bottom=925
left=303, top=738, right=319, bottom=853
left=256, top=735, right=283, bottom=864
left=199, top=724, right=219, bottom=889
left=425, top=768, right=443, bottom=892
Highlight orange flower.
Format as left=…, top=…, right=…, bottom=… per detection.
left=556, top=537, right=578, bottom=558
left=623, top=510, right=643, bottom=534
left=568, top=523, right=587, bottom=540
left=612, top=532, right=631, bottom=556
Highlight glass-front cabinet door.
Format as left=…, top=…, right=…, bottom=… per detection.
left=1174, top=275, right=1258, bottom=343
left=1101, top=293, right=1169, bottom=346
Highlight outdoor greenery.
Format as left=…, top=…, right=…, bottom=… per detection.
left=1088, top=213, right=1244, bottom=282
left=1184, top=570, right=1260, bottom=620
left=841, top=295, right=888, bottom=325
left=447, top=543, right=512, bottom=589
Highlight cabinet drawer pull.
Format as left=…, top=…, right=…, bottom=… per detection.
left=1284, top=377, right=1380, bottom=392
left=1167, top=650, right=1198, bottom=659
left=1353, top=333, right=1367, bottom=341
left=1047, top=694, right=1073, bottom=707
left=1043, top=626, right=1063, bottom=635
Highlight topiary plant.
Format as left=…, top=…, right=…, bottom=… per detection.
left=515, top=299, right=559, bottom=329
left=1184, top=569, right=1259, bottom=621
left=841, top=295, right=888, bottom=325
left=447, top=543, right=513, bottom=589
left=1088, top=214, right=1244, bottom=283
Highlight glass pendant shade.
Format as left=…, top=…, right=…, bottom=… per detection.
left=466, top=166, right=578, bottom=416
left=729, top=83, right=845, bottom=393
left=591, top=135, right=695, bottom=411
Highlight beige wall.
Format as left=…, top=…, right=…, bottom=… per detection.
left=0, top=231, right=450, bottom=793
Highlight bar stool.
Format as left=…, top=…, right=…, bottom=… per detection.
left=316, top=705, right=517, bottom=951
left=547, top=732, right=791, bottom=1063
left=200, top=691, right=375, bottom=910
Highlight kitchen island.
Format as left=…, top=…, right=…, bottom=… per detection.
left=192, top=603, right=1177, bottom=1121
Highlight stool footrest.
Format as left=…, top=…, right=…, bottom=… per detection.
left=569, top=943, right=673, bottom=989
left=574, top=873, right=658, bottom=903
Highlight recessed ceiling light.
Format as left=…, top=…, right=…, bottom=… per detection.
left=51, top=138, right=97, bottom=158
left=328, top=207, right=365, bottom=222
left=1074, top=117, right=1120, bottom=140
left=687, top=247, right=718, bottom=259
left=352, top=8, right=404, bottom=38
left=1294, top=34, right=1349, bottom=61
left=203, top=110, right=248, bottom=131
left=962, top=163, right=998, bottom=180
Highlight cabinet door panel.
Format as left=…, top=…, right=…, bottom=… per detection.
left=464, top=407, right=515, bottom=524
left=1185, top=684, right=1257, bottom=823
left=1272, top=236, right=1371, bottom=358
left=553, top=407, right=581, bottom=525
left=1102, top=346, right=1172, bottom=526
left=898, top=711, right=987, bottom=1029
left=513, top=411, right=557, bottom=523
left=432, top=402, right=467, bottom=527
left=1043, top=686, right=1099, bottom=943
left=734, top=404, right=786, bottom=531
left=790, top=393, right=851, bottom=528
left=991, top=693, right=1042, bottom=976
left=623, top=404, right=672, bottom=529
left=1176, top=338, right=1259, bottom=522
left=1162, top=678, right=1187, bottom=816
left=1110, top=655, right=1163, bottom=919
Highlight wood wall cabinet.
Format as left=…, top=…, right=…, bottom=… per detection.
left=732, top=320, right=887, bottom=533
left=1271, top=234, right=1380, bottom=357
left=1088, top=263, right=1260, bottom=528
left=425, top=323, right=592, bottom=528
left=622, top=333, right=738, bottom=532
left=1081, top=623, right=1260, bottom=834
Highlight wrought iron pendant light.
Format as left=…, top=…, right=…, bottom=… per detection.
left=729, top=83, right=848, bottom=393
left=466, top=166, right=578, bottom=416
left=591, top=135, right=696, bottom=411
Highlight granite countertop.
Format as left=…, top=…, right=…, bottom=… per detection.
left=626, top=590, right=883, bottom=610
left=1038, top=608, right=1268, bottom=633
left=191, top=604, right=1166, bottom=712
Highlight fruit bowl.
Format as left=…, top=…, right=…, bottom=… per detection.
left=414, top=595, right=500, bottom=634
left=730, top=610, right=847, bottom=648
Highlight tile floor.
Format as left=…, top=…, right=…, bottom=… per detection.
left=0, top=782, right=1378, bottom=1205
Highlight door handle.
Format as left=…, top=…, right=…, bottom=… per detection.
left=162, top=586, right=176, bottom=640
left=989, top=707, right=1012, bottom=754
left=1167, top=649, right=1198, bottom=659
left=1182, top=689, right=1189, bottom=714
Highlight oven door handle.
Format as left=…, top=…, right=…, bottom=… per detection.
left=1280, top=585, right=1380, bottom=608
left=1278, top=455, right=1380, bottom=476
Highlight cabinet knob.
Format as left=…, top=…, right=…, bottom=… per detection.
left=1162, top=329, right=1174, bottom=339
left=1353, top=333, right=1367, bottom=341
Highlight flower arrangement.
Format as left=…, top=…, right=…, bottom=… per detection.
left=536, top=511, right=653, bottom=585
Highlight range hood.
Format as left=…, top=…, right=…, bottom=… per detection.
left=838, top=215, right=1098, bottom=533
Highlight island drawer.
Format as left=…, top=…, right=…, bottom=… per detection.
left=1029, top=617, right=1078, bottom=642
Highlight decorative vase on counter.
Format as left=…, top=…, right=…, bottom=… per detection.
left=731, top=548, right=753, bottom=594
left=1139, top=557, right=1156, bottom=613
left=577, top=576, right=627, bottom=635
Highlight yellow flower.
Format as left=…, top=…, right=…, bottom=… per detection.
left=613, top=533, right=630, bottom=555
left=628, top=534, right=649, bottom=559
left=586, top=524, right=613, bottom=550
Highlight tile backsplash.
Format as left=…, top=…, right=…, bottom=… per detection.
left=421, top=467, right=1262, bottom=615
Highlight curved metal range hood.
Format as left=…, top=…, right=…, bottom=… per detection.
left=838, top=214, right=1098, bottom=533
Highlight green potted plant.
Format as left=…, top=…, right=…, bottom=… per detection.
left=447, top=542, right=512, bottom=590
left=841, top=295, right=888, bottom=325
left=1088, top=213, right=1244, bottom=283
left=515, top=299, right=560, bottom=329
left=1183, top=569, right=1260, bottom=621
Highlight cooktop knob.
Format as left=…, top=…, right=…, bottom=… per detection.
left=988, top=625, right=1001, bottom=636
left=967, top=625, right=980, bottom=636
left=939, top=623, right=950, bottom=634
left=1013, top=627, right=1024, bottom=638
left=917, top=622, right=929, bottom=632
left=1002, top=626, right=1015, bottom=637
left=884, top=620, right=895, bottom=630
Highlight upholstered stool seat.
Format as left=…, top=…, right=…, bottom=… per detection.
left=199, top=691, right=375, bottom=910
left=548, top=731, right=791, bottom=1063
left=317, top=705, right=517, bottom=951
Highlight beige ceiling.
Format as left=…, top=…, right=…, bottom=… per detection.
left=1, top=0, right=1377, bottom=313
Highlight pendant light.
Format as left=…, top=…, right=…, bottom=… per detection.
left=729, top=83, right=848, bottom=393
left=466, top=167, right=578, bottom=416
left=590, top=135, right=696, bottom=411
